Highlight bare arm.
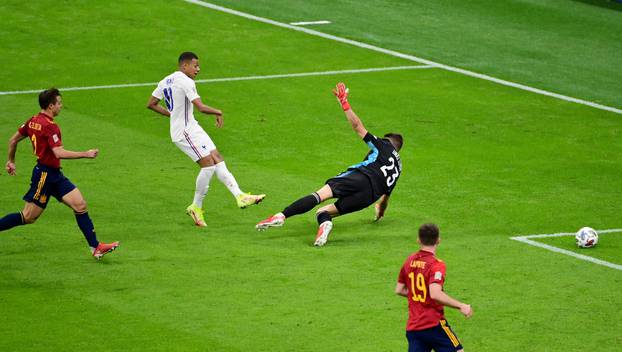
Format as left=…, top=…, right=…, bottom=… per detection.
left=333, top=83, right=368, bottom=138
left=147, top=96, right=170, bottom=117
left=343, top=109, right=368, bottom=138
left=192, top=98, right=223, bottom=128
left=374, top=194, right=390, bottom=221
left=52, top=146, right=98, bottom=159
left=429, top=283, right=473, bottom=318
left=6, top=132, right=27, bottom=175
left=395, top=282, right=409, bottom=297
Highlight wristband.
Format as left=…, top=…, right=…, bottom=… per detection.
left=340, top=99, right=351, bottom=111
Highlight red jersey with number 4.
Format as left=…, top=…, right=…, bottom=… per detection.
left=398, top=249, right=447, bottom=331
left=17, top=112, right=63, bottom=169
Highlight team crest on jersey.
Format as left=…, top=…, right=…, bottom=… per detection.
left=434, top=271, right=443, bottom=280
left=52, top=134, right=59, bottom=143
left=40, top=195, right=48, bottom=204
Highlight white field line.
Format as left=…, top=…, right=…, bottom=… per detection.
left=0, top=65, right=432, bottom=96
left=510, top=229, right=622, bottom=271
left=182, top=0, right=622, bottom=115
left=290, top=20, right=331, bottom=26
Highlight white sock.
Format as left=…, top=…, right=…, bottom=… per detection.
left=193, top=166, right=216, bottom=207
left=214, top=161, right=243, bottom=197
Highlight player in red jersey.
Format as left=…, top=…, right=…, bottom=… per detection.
left=396, top=223, right=473, bottom=352
left=0, top=88, right=119, bottom=260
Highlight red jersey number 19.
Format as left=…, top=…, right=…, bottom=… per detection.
left=408, top=272, right=427, bottom=302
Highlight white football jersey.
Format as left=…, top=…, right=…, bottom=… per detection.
left=152, top=71, right=204, bottom=141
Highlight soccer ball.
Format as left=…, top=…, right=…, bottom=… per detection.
left=575, top=227, right=598, bottom=248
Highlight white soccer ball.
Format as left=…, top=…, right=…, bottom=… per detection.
left=575, top=227, right=598, bottom=248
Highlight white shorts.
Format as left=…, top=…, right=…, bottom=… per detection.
left=174, top=130, right=217, bottom=162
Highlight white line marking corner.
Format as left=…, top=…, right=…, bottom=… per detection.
left=0, top=65, right=432, bottom=96
left=511, top=229, right=622, bottom=271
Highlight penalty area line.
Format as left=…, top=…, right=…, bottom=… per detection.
left=0, top=65, right=433, bottom=96
left=510, top=229, right=622, bottom=271
left=182, top=0, right=622, bottom=115
left=290, top=20, right=331, bottom=26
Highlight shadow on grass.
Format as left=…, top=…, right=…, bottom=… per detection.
left=572, top=0, right=622, bottom=11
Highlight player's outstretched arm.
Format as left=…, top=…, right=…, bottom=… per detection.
left=52, top=146, right=98, bottom=160
left=374, top=194, right=390, bottom=221
left=430, top=283, right=473, bottom=318
left=147, top=96, right=171, bottom=117
left=344, top=110, right=368, bottom=138
left=191, top=98, right=223, bottom=128
left=333, top=83, right=368, bottom=138
left=6, top=132, right=26, bottom=175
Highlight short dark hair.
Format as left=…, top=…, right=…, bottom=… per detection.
left=384, top=133, right=403, bottom=151
left=38, top=88, right=61, bottom=109
left=418, top=223, right=439, bottom=246
left=178, top=51, right=199, bottom=64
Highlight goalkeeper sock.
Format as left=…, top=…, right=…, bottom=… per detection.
left=316, top=211, right=332, bottom=225
left=282, top=193, right=321, bottom=218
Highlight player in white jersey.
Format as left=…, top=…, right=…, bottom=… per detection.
left=147, top=52, right=265, bottom=227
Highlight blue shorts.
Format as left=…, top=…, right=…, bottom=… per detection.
left=23, top=163, right=76, bottom=209
left=406, top=320, right=463, bottom=352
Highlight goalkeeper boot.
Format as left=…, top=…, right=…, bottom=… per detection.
left=314, top=221, right=333, bottom=247
left=186, top=204, right=207, bottom=227
left=237, top=193, right=266, bottom=209
left=92, top=241, right=119, bottom=260
left=256, top=213, right=285, bottom=230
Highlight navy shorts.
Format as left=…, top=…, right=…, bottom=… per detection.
left=325, top=170, right=380, bottom=215
left=406, top=320, right=463, bottom=352
left=23, top=163, right=76, bottom=208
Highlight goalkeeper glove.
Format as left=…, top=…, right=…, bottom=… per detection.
left=333, top=82, right=351, bottom=111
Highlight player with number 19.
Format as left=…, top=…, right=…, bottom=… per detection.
left=396, top=223, right=472, bottom=352
left=256, top=82, right=403, bottom=246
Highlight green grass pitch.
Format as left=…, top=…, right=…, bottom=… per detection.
left=1, top=1, right=621, bottom=351
left=535, top=232, right=622, bottom=264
